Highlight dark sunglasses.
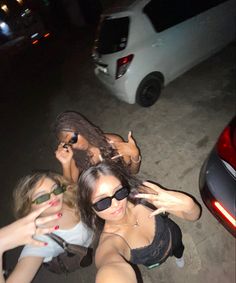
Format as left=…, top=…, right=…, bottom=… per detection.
left=62, top=132, right=78, bottom=148
left=92, top=186, right=130, bottom=212
left=32, top=185, right=66, bottom=205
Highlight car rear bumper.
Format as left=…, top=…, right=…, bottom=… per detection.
left=94, top=68, right=135, bottom=104
left=199, top=149, right=236, bottom=237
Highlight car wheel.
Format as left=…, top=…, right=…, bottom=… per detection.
left=136, top=75, right=162, bottom=107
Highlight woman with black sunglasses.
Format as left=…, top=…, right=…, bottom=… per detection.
left=54, top=111, right=141, bottom=183
left=78, top=161, right=201, bottom=283
left=3, top=171, right=93, bottom=283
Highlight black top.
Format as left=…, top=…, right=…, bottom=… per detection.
left=129, top=214, right=171, bottom=267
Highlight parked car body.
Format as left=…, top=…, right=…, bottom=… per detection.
left=92, top=0, right=236, bottom=107
left=199, top=116, right=236, bottom=237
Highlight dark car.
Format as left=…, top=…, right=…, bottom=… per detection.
left=199, top=116, right=236, bottom=237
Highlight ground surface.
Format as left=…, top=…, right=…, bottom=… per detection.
left=0, top=30, right=235, bottom=283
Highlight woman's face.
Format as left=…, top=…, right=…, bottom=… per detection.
left=31, top=177, right=64, bottom=216
left=59, top=131, right=89, bottom=150
left=91, top=175, right=128, bottom=222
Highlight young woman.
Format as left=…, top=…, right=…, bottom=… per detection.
left=54, top=111, right=141, bottom=182
left=77, top=161, right=201, bottom=283
left=2, top=171, right=94, bottom=283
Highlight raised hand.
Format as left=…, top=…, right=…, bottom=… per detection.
left=0, top=203, right=61, bottom=253
left=110, top=131, right=140, bottom=160
left=55, top=143, right=73, bottom=165
left=135, top=182, right=200, bottom=221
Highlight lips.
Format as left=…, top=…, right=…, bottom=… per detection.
left=50, top=199, right=60, bottom=206
left=111, top=207, right=123, bottom=215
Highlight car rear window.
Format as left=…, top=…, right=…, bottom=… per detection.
left=96, top=16, right=129, bottom=54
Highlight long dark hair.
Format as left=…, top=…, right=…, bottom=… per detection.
left=54, top=111, right=124, bottom=170
left=77, top=161, right=143, bottom=233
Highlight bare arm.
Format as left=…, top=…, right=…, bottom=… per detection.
left=96, top=261, right=137, bottom=283
left=135, top=181, right=201, bottom=221
left=70, top=158, right=80, bottom=183
left=6, top=257, right=43, bottom=283
left=55, top=144, right=79, bottom=182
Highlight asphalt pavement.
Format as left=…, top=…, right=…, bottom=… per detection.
left=0, top=29, right=235, bottom=283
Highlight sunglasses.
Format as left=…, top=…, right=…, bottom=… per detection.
left=62, top=132, right=78, bottom=148
left=32, top=185, right=66, bottom=205
left=92, top=186, right=130, bottom=212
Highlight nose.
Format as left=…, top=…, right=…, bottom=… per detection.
left=50, top=192, right=57, bottom=201
left=111, top=198, right=119, bottom=208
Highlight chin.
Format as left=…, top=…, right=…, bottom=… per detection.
left=110, top=205, right=126, bottom=220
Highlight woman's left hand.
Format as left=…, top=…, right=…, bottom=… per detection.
left=109, top=131, right=140, bottom=160
left=135, top=181, right=200, bottom=221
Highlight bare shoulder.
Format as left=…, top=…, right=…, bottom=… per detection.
left=105, top=133, right=124, bottom=142
left=95, top=232, right=128, bottom=268
left=96, top=261, right=137, bottom=283
left=96, top=232, right=120, bottom=258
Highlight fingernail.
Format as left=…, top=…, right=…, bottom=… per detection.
left=54, top=225, right=59, bottom=230
left=57, top=213, right=62, bottom=218
left=44, top=242, right=48, bottom=246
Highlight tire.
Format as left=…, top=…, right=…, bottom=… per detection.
left=136, top=75, right=162, bottom=107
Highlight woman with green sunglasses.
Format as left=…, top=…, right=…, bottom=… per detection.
left=2, top=171, right=94, bottom=283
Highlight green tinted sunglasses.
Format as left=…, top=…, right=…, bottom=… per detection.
left=32, top=185, right=66, bottom=205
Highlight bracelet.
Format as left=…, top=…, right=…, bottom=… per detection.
left=131, top=155, right=141, bottom=163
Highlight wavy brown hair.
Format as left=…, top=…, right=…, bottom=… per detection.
left=13, top=171, right=78, bottom=219
left=54, top=111, right=125, bottom=171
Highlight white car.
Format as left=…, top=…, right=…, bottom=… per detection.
left=92, top=0, right=236, bottom=107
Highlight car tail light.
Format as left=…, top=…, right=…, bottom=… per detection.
left=32, top=39, right=39, bottom=45
left=217, top=123, right=236, bottom=170
left=44, top=32, right=50, bottom=38
left=213, top=201, right=236, bottom=228
left=116, top=54, right=134, bottom=79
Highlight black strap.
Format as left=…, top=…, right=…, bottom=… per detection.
left=46, top=233, right=68, bottom=250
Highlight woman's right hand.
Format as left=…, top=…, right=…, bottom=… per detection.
left=0, top=203, right=60, bottom=253
left=55, top=143, right=73, bottom=165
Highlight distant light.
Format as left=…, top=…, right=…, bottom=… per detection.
left=0, top=22, right=7, bottom=29
left=32, top=39, right=39, bottom=45
left=31, top=33, right=39, bottom=39
left=44, top=32, right=50, bottom=38
left=1, top=4, right=9, bottom=13
left=0, top=21, right=11, bottom=36
left=25, top=8, right=31, bottom=14
left=16, top=0, right=23, bottom=5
